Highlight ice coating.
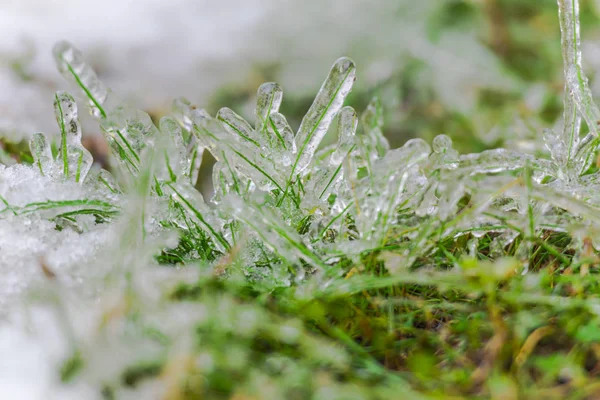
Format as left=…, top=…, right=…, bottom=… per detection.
left=53, top=41, right=109, bottom=119
left=30, top=133, right=55, bottom=177
left=255, top=82, right=283, bottom=133
left=159, top=116, right=188, bottom=182
left=54, top=42, right=160, bottom=177
left=557, top=0, right=600, bottom=158
left=217, top=107, right=260, bottom=147
left=330, top=106, right=358, bottom=165
left=54, top=92, right=93, bottom=183
left=294, top=57, right=356, bottom=175
left=6, top=2, right=600, bottom=395
left=358, top=97, right=389, bottom=172
left=268, top=112, right=296, bottom=165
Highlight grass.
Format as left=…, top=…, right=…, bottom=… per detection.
left=4, top=0, right=600, bottom=399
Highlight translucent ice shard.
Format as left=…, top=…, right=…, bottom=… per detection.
left=354, top=138, right=431, bottom=244
left=255, top=82, right=283, bottom=136
left=557, top=0, right=600, bottom=160
left=187, top=142, right=203, bottom=185
left=268, top=112, right=296, bottom=165
left=159, top=116, right=188, bottom=182
left=254, top=83, right=295, bottom=165
left=358, top=97, right=389, bottom=170
left=99, top=105, right=158, bottom=174
left=213, top=159, right=245, bottom=204
left=331, top=106, right=358, bottom=166
left=54, top=92, right=93, bottom=183
left=173, top=98, right=220, bottom=157
left=28, top=93, right=94, bottom=184
left=294, top=57, right=356, bottom=175
left=457, top=149, right=539, bottom=176
left=53, top=41, right=109, bottom=119
left=302, top=106, right=358, bottom=209
left=29, top=133, right=55, bottom=177
left=54, top=42, right=158, bottom=176
left=217, top=107, right=260, bottom=148
left=96, top=168, right=120, bottom=194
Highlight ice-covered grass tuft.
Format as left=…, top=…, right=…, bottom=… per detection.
left=4, top=0, right=600, bottom=398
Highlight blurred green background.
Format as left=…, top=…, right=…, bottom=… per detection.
left=3, top=0, right=600, bottom=164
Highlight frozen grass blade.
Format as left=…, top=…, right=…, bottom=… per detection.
left=54, top=92, right=93, bottom=183
left=294, top=57, right=356, bottom=174
left=29, top=133, right=54, bottom=176
left=217, top=107, right=261, bottom=147
left=53, top=41, right=108, bottom=119
left=557, top=0, right=600, bottom=161
left=255, top=82, right=283, bottom=134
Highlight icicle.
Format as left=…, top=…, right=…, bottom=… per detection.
left=97, top=169, right=120, bottom=194
left=268, top=112, right=296, bottom=165
left=172, top=97, right=197, bottom=132
left=360, top=97, right=389, bottom=162
left=254, top=83, right=296, bottom=165
left=217, top=107, right=260, bottom=147
left=29, top=133, right=55, bottom=177
left=300, top=107, right=358, bottom=211
left=224, top=193, right=324, bottom=277
left=159, top=116, right=188, bottom=182
left=53, top=92, right=93, bottom=183
left=331, top=106, right=358, bottom=165
left=255, top=82, right=283, bottom=134
left=176, top=101, right=221, bottom=158
left=557, top=0, right=600, bottom=161
left=186, top=140, right=204, bottom=185
left=53, top=41, right=109, bottom=119
left=355, top=139, right=431, bottom=242
left=294, top=57, right=356, bottom=174
left=458, top=149, right=537, bottom=176
left=54, top=42, right=159, bottom=176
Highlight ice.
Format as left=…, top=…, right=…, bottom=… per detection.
left=54, top=92, right=93, bottom=183
left=255, top=83, right=283, bottom=137
left=359, top=97, right=389, bottom=165
left=254, top=83, right=296, bottom=165
left=158, top=116, right=188, bottom=182
left=4, top=1, right=600, bottom=395
left=267, top=112, right=296, bottom=166
left=30, top=133, right=55, bottom=177
left=294, top=57, right=356, bottom=175
left=53, top=41, right=109, bottom=119
left=54, top=42, right=160, bottom=177
left=557, top=0, right=600, bottom=161
left=330, top=106, right=358, bottom=166
left=217, top=107, right=260, bottom=147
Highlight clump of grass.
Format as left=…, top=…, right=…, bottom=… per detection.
left=4, top=0, right=600, bottom=398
